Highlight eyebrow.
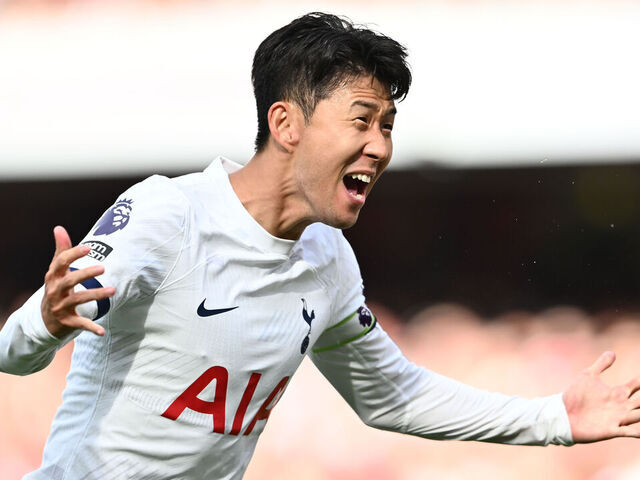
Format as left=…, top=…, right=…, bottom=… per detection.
left=350, top=100, right=397, bottom=116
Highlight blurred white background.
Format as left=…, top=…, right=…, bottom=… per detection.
left=1, top=0, right=639, bottom=179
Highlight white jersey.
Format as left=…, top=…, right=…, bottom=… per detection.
left=0, top=157, right=573, bottom=480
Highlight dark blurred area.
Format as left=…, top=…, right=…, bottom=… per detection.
left=349, top=162, right=640, bottom=317
left=3, top=162, right=640, bottom=320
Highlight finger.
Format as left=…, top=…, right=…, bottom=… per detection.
left=587, top=351, right=616, bottom=376
left=625, top=376, right=640, bottom=397
left=64, top=315, right=105, bottom=336
left=620, top=409, right=640, bottom=427
left=60, top=286, right=115, bottom=309
left=53, top=226, right=72, bottom=258
left=50, top=244, right=91, bottom=275
left=629, top=391, right=640, bottom=409
left=620, top=424, right=640, bottom=438
left=59, top=265, right=106, bottom=291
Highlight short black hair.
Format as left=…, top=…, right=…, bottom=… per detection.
left=251, top=12, right=411, bottom=151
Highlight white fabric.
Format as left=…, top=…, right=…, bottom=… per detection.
left=311, top=322, right=572, bottom=445
left=0, top=156, right=572, bottom=480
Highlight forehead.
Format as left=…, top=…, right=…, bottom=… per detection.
left=324, top=75, right=396, bottom=113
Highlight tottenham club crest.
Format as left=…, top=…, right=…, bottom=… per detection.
left=300, top=298, right=315, bottom=354
left=93, top=198, right=134, bottom=236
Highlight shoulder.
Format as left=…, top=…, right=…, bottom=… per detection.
left=123, top=174, right=190, bottom=210
left=126, top=174, right=190, bottom=215
left=119, top=167, right=222, bottom=222
left=297, top=223, right=360, bottom=274
left=167, top=160, right=232, bottom=215
left=89, top=175, right=191, bottom=242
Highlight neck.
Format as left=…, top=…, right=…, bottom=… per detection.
left=228, top=149, right=313, bottom=241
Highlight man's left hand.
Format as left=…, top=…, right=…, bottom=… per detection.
left=563, top=351, right=640, bottom=443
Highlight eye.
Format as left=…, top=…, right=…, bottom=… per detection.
left=381, top=123, right=394, bottom=136
left=354, top=117, right=369, bottom=130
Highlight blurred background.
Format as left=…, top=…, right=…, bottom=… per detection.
left=1, top=0, right=640, bottom=478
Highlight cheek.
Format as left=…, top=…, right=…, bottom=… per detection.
left=331, top=127, right=361, bottom=152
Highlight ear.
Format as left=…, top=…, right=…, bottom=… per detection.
left=267, top=101, right=301, bottom=153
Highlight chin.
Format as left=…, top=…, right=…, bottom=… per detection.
left=329, top=212, right=360, bottom=230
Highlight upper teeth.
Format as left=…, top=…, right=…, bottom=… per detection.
left=349, top=173, right=371, bottom=183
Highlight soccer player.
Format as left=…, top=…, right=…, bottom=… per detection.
left=2, top=12, right=640, bottom=480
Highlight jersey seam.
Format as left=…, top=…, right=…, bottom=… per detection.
left=153, top=191, right=192, bottom=295
left=107, top=184, right=191, bottom=313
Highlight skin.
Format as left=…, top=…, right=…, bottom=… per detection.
left=42, top=226, right=113, bottom=338
left=229, top=76, right=396, bottom=240
left=42, top=74, right=640, bottom=444
left=562, top=351, right=640, bottom=442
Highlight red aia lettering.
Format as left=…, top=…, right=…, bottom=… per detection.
left=230, top=372, right=261, bottom=435
left=162, top=368, right=290, bottom=435
left=243, top=376, right=289, bottom=435
left=161, top=366, right=228, bottom=434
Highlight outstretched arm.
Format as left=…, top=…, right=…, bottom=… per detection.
left=311, top=310, right=573, bottom=446
left=313, top=306, right=640, bottom=446
left=563, top=351, right=640, bottom=442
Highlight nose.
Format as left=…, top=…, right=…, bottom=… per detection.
left=363, top=128, right=391, bottom=163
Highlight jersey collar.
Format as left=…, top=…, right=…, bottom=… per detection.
left=204, top=156, right=296, bottom=256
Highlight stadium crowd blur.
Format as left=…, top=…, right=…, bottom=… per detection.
left=3, top=0, right=640, bottom=478
left=3, top=163, right=640, bottom=479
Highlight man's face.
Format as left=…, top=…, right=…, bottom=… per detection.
left=293, top=75, right=396, bottom=229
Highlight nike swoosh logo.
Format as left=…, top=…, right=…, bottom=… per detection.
left=197, top=300, right=238, bottom=317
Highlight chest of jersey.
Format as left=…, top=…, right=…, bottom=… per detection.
left=112, top=250, right=332, bottom=437
left=165, top=252, right=330, bottom=362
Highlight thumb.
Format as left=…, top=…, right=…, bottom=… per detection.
left=587, top=351, right=616, bottom=376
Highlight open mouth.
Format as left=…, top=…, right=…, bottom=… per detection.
left=343, top=173, right=371, bottom=200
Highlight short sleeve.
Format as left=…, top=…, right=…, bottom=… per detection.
left=71, top=175, right=190, bottom=320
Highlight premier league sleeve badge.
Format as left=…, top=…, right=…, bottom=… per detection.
left=93, top=198, right=134, bottom=236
